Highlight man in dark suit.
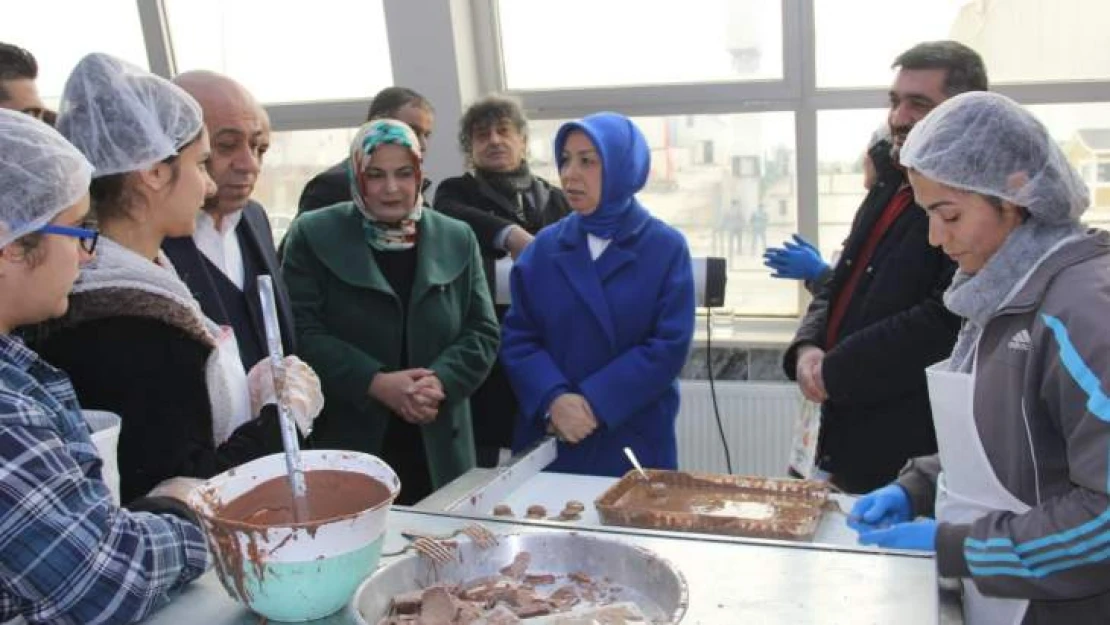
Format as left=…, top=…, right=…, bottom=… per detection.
left=296, top=86, right=436, bottom=214
left=782, top=41, right=988, bottom=493
left=434, top=95, right=572, bottom=467
left=163, top=71, right=294, bottom=369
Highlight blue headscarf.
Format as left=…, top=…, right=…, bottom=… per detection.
left=553, top=112, right=651, bottom=239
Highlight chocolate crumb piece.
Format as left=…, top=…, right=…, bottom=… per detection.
left=525, top=504, right=547, bottom=519
left=493, top=504, right=514, bottom=517
left=388, top=589, right=425, bottom=614
left=564, top=500, right=585, bottom=513
left=548, top=585, right=580, bottom=610
left=523, top=573, right=557, bottom=586
left=557, top=511, right=581, bottom=522
left=478, top=604, right=521, bottom=624
left=498, top=551, right=532, bottom=579
left=508, top=586, right=541, bottom=607
left=420, top=586, right=457, bottom=623
left=487, top=581, right=521, bottom=604
left=457, top=600, right=484, bottom=622
left=459, top=575, right=501, bottom=602
left=569, top=571, right=592, bottom=585
left=513, top=601, right=553, bottom=619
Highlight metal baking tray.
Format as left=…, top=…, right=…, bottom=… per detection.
left=594, top=470, right=830, bottom=541
left=351, top=531, right=688, bottom=624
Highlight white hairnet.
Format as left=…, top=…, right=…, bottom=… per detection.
left=56, top=53, right=203, bottom=178
left=0, top=109, right=94, bottom=248
left=900, top=91, right=1089, bottom=225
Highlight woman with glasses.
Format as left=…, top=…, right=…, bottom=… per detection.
left=0, top=108, right=209, bottom=624
left=29, top=53, right=323, bottom=505
left=37, top=223, right=99, bottom=253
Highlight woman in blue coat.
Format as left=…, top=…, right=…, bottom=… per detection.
left=501, top=111, right=695, bottom=476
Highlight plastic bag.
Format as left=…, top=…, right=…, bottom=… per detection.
left=788, top=398, right=823, bottom=479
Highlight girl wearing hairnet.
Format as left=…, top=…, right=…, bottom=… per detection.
left=0, top=109, right=209, bottom=624
left=849, top=92, right=1110, bottom=623
left=28, top=54, right=323, bottom=505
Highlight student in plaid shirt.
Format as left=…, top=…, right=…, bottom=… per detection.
left=0, top=109, right=209, bottom=624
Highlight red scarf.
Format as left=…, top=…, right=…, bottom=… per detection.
left=826, top=187, right=915, bottom=347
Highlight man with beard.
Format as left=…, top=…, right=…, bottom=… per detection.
left=163, top=71, right=295, bottom=368
left=782, top=41, right=988, bottom=493
left=0, top=42, right=45, bottom=120
left=434, top=95, right=571, bottom=467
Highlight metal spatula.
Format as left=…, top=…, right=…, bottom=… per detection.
left=623, top=446, right=650, bottom=481
left=258, top=275, right=309, bottom=522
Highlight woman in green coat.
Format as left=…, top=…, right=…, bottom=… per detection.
left=282, top=119, right=499, bottom=504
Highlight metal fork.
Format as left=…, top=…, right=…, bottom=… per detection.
left=406, top=535, right=457, bottom=563
left=383, top=524, right=499, bottom=563
left=404, top=524, right=499, bottom=549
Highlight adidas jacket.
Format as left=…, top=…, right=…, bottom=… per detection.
left=898, top=229, right=1110, bottom=623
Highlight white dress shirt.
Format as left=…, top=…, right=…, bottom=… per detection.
left=194, top=210, right=245, bottom=290
left=587, top=233, right=611, bottom=260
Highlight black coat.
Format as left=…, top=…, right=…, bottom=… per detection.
left=33, top=296, right=282, bottom=505
left=163, top=201, right=295, bottom=367
left=433, top=172, right=571, bottom=461
left=783, top=141, right=960, bottom=493
left=435, top=172, right=571, bottom=295
left=297, top=160, right=350, bottom=215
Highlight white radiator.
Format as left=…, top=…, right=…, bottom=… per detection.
left=676, top=381, right=802, bottom=477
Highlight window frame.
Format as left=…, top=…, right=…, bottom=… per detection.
left=476, top=0, right=1110, bottom=317
left=133, top=0, right=1110, bottom=320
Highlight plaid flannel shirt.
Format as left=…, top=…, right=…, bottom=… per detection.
left=0, top=334, right=208, bottom=624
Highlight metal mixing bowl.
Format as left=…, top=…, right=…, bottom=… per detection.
left=351, top=530, right=688, bottom=623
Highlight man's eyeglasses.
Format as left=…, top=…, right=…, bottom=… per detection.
left=37, top=224, right=100, bottom=254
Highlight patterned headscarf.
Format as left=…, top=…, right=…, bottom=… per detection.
left=348, top=119, right=424, bottom=251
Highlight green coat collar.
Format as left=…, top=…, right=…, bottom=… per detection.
left=301, top=203, right=469, bottom=303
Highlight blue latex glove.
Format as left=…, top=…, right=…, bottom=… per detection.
left=762, top=234, right=829, bottom=281
left=857, top=519, right=938, bottom=551
left=848, top=484, right=912, bottom=532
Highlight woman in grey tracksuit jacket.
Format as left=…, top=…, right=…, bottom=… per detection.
left=851, top=92, right=1110, bottom=624
left=899, top=230, right=1110, bottom=622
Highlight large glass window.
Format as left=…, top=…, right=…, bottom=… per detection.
left=816, top=109, right=886, bottom=258
left=253, top=128, right=360, bottom=242
left=815, top=0, right=1110, bottom=88
left=1042, top=103, right=1110, bottom=231
left=527, top=112, right=797, bottom=316
left=819, top=103, right=1110, bottom=250
left=496, top=0, right=783, bottom=90
left=165, top=0, right=392, bottom=104
left=2, top=1, right=149, bottom=107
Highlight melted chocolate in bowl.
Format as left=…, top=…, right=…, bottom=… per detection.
left=215, top=469, right=390, bottom=526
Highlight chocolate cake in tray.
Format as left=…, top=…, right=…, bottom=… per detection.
left=594, top=469, right=830, bottom=541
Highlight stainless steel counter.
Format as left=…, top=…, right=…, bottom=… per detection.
left=418, top=469, right=963, bottom=624
left=142, top=504, right=958, bottom=624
